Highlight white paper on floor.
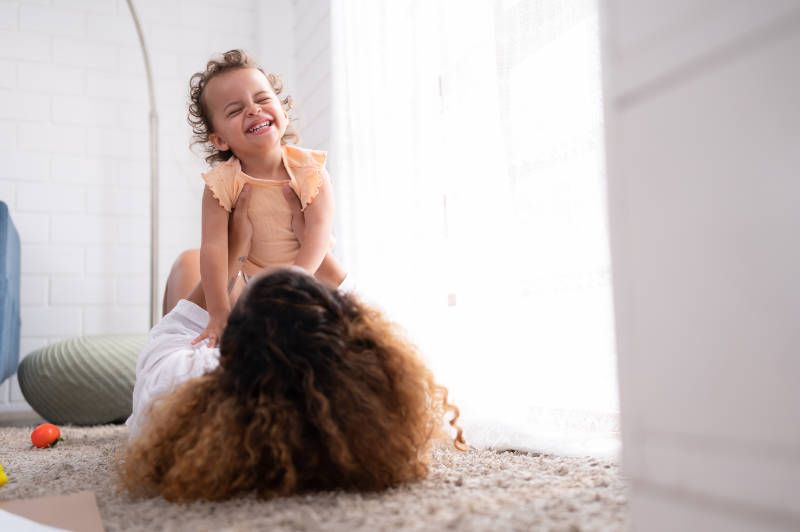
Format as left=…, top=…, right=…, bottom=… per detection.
left=0, top=509, right=69, bottom=532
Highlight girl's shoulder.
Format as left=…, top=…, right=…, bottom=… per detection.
left=202, top=156, right=241, bottom=183
left=282, top=144, right=327, bottom=169
left=283, top=145, right=329, bottom=212
left=201, top=157, right=243, bottom=212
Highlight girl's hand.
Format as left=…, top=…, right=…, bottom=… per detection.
left=192, top=311, right=228, bottom=348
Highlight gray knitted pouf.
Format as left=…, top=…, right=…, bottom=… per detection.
left=17, top=335, right=146, bottom=426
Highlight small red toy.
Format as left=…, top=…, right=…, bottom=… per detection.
left=31, top=423, right=62, bottom=449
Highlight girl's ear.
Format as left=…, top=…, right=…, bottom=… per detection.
left=209, top=132, right=229, bottom=151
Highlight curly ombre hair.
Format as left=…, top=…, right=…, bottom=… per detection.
left=117, top=269, right=466, bottom=502
left=188, top=49, right=299, bottom=165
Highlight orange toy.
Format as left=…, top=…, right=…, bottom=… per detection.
left=31, top=423, right=62, bottom=449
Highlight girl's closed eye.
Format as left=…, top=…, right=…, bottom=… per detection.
left=227, top=108, right=242, bottom=118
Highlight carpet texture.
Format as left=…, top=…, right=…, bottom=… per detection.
left=0, top=425, right=629, bottom=531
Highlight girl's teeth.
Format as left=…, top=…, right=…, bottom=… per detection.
left=250, top=122, right=271, bottom=133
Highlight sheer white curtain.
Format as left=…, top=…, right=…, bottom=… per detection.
left=331, top=0, right=618, bottom=457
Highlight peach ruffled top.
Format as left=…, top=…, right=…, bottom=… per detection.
left=201, top=144, right=329, bottom=276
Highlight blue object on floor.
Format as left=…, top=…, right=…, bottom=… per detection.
left=0, top=200, right=20, bottom=384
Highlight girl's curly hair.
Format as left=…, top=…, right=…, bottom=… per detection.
left=188, top=49, right=300, bottom=166
left=117, top=269, right=466, bottom=502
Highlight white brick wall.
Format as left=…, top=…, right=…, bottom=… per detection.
left=19, top=4, right=87, bottom=38
left=0, top=30, right=52, bottom=62
left=18, top=63, right=84, bottom=95
left=0, top=0, right=301, bottom=415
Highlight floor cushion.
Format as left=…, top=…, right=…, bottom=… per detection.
left=17, top=335, right=146, bottom=425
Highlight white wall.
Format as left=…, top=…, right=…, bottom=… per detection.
left=601, top=0, right=800, bottom=530
left=0, top=0, right=296, bottom=416
left=286, top=0, right=342, bottom=255
left=291, top=0, right=332, bottom=153
left=255, top=0, right=332, bottom=153
left=256, top=0, right=296, bottom=108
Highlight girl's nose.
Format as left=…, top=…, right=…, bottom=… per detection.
left=248, top=102, right=262, bottom=115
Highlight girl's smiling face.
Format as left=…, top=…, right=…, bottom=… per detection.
left=204, top=67, right=289, bottom=159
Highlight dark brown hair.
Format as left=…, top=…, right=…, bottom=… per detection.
left=188, top=49, right=299, bottom=165
left=118, top=269, right=466, bottom=502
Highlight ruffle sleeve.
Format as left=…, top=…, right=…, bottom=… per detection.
left=201, top=157, right=245, bottom=212
left=285, top=146, right=329, bottom=212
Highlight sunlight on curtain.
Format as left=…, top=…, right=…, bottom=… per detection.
left=331, top=0, right=618, bottom=457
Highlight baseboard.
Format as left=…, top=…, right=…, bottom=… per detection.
left=0, top=407, right=45, bottom=427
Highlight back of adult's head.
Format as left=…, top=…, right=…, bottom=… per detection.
left=118, top=269, right=465, bottom=502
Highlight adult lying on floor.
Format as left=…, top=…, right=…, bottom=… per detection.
left=119, top=187, right=466, bottom=502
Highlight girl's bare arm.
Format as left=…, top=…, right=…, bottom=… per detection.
left=282, top=184, right=346, bottom=288
left=193, top=186, right=231, bottom=347
left=292, top=177, right=334, bottom=274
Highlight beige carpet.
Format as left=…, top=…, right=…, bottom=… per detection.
left=0, top=425, right=628, bottom=531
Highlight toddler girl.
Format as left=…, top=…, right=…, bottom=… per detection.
left=187, top=49, right=346, bottom=347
